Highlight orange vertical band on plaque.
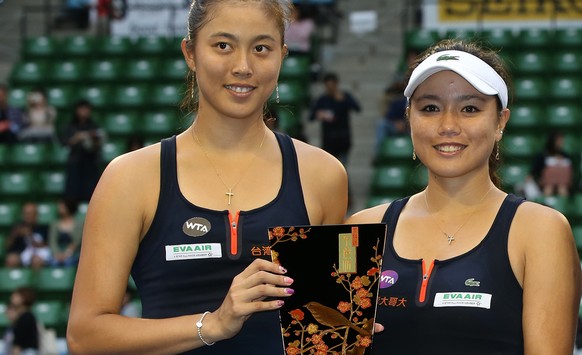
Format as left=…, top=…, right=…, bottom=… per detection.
left=351, top=226, right=359, bottom=247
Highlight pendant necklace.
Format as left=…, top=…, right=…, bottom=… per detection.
left=424, top=186, right=493, bottom=245
left=192, top=126, right=267, bottom=205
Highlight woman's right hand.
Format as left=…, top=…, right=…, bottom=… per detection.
left=205, top=258, right=294, bottom=342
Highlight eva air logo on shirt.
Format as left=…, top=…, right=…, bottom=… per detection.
left=436, top=54, right=459, bottom=61
left=183, top=217, right=211, bottom=237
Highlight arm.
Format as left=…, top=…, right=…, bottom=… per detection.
left=513, top=203, right=582, bottom=354
left=67, top=147, right=293, bottom=355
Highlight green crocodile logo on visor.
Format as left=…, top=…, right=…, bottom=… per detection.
left=436, top=54, right=460, bottom=61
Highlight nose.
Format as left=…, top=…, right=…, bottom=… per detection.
left=437, top=111, right=460, bottom=136
left=233, top=51, right=252, bottom=77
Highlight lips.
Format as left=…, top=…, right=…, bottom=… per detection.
left=225, top=85, right=255, bottom=93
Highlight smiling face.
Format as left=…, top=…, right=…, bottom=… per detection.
left=409, top=70, right=509, bottom=180
left=183, top=1, right=286, bottom=120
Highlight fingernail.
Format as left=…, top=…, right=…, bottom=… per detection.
left=284, top=277, right=294, bottom=284
left=277, top=300, right=285, bottom=307
left=279, top=266, right=287, bottom=273
left=285, top=288, right=295, bottom=295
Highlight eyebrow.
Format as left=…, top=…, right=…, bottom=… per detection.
left=209, top=32, right=277, bottom=43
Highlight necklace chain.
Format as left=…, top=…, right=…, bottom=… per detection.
left=192, top=126, right=267, bottom=205
left=424, top=186, right=493, bottom=245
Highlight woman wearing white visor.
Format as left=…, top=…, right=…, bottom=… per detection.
left=348, top=39, right=581, bottom=354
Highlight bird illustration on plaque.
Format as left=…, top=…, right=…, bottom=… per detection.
left=268, top=223, right=387, bottom=354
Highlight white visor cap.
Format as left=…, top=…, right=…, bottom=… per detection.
left=404, top=50, right=508, bottom=109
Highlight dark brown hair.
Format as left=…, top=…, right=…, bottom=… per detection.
left=405, top=39, right=512, bottom=188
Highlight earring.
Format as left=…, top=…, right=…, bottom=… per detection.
left=191, top=82, right=195, bottom=99
left=495, top=141, right=500, bottom=160
left=275, top=83, right=280, bottom=104
left=412, top=149, right=416, bottom=161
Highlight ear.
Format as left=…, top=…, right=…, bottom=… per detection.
left=181, top=39, right=196, bottom=72
left=282, top=44, right=289, bottom=59
left=496, top=108, right=510, bottom=141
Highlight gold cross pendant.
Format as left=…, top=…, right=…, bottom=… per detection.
left=445, top=233, right=455, bottom=245
left=225, top=188, right=234, bottom=205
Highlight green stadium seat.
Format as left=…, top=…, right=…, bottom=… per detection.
left=546, top=104, right=582, bottom=129
left=549, top=77, right=582, bottom=101
left=159, top=58, right=188, bottom=83
left=370, top=165, right=411, bottom=195
left=103, top=111, right=139, bottom=137
left=0, top=202, right=21, bottom=229
left=135, top=36, right=172, bottom=57
left=562, top=133, right=581, bottom=154
left=150, top=83, right=182, bottom=109
left=554, top=28, right=582, bottom=48
left=35, top=267, right=76, bottom=300
left=46, top=85, right=76, bottom=110
left=280, top=55, right=311, bottom=82
left=33, top=301, right=65, bottom=329
left=7, top=143, right=47, bottom=167
left=7, top=87, right=29, bottom=108
left=0, top=172, right=36, bottom=198
left=444, top=29, right=480, bottom=42
left=142, top=110, right=178, bottom=137
left=552, top=50, right=582, bottom=74
left=87, top=58, right=125, bottom=83
left=273, top=108, right=301, bottom=136
left=9, top=61, right=50, bottom=86
left=508, top=103, right=545, bottom=132
left=274, top=80, right=307, bottom=106
left=0, top=144, right=7, bottom=166
left=536, top=195, right=570, bottom=215
left=36, top=202, right=58, bottom=225
left=482, top=28, right=516, bottom=51
left=61, top=35, right=96, bottom=57
left=516, top=28, right=552, bottom=49
left=0, top=268, right=34, bottom=296
left=405, top=29, right=440, bottom=52
left=376, top=136, right=414, bottom=164
left=513, top=77, right=547, bottom=102
left=124, top=58, right=160, bottom=82
left=499, top=162, right=529, bottom=190
left=49, top=60, right=89, bottom=83
left=47, top=144, right=70, bottom=166
left=95, top=36, right=134, bottom=57
left=21, top=36, right=61, bottom=60
left=502, top=134, right=539, bottom=159
left=510, top=51, right=549, bottom=76
left=409, top=165, right=428, bottom=192
left=38, top=171, right=66, bottom=198
left=112, top=84, right=151, bottom=108
left=77, top=85, right=112, bottom=110
left=101, top=139, right=127, bottom=163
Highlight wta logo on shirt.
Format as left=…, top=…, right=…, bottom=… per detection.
left=183, top=217, right=211, bottom=237
left=380, top=270, right=398, bottom=289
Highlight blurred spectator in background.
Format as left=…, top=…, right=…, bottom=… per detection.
left=49, top=199, right=83, bottom=267
left=285, top=4, right=316, bottom=58
left=18, top=88, right=57, bottom=143
left=3, top=287, right=39, bottom=355
left=61, top=99, right=104, bottom=203
left=309, top=72, right=361, bottom=166
left=5, top=202, right=50, bottom=270
left=0, top=83, right=23, bottom=144
left=529, top=131, right=573, bottom=197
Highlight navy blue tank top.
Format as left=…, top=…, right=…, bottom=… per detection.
left=131, top=132, right=310, bottom=354
left=372, top=194, right=524, bottom=354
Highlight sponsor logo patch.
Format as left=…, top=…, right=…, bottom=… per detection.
left=165, top=243, right=222, bottom=261
left=182, top=217, right=211, bottom=237
left=434, top=292, right=492, bottom=309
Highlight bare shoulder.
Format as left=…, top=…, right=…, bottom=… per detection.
left=292, top=138, right=346, bottom=176
left=512, top=200, right=573, bottom=249
left=345, top=203, right=390, bottom=224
